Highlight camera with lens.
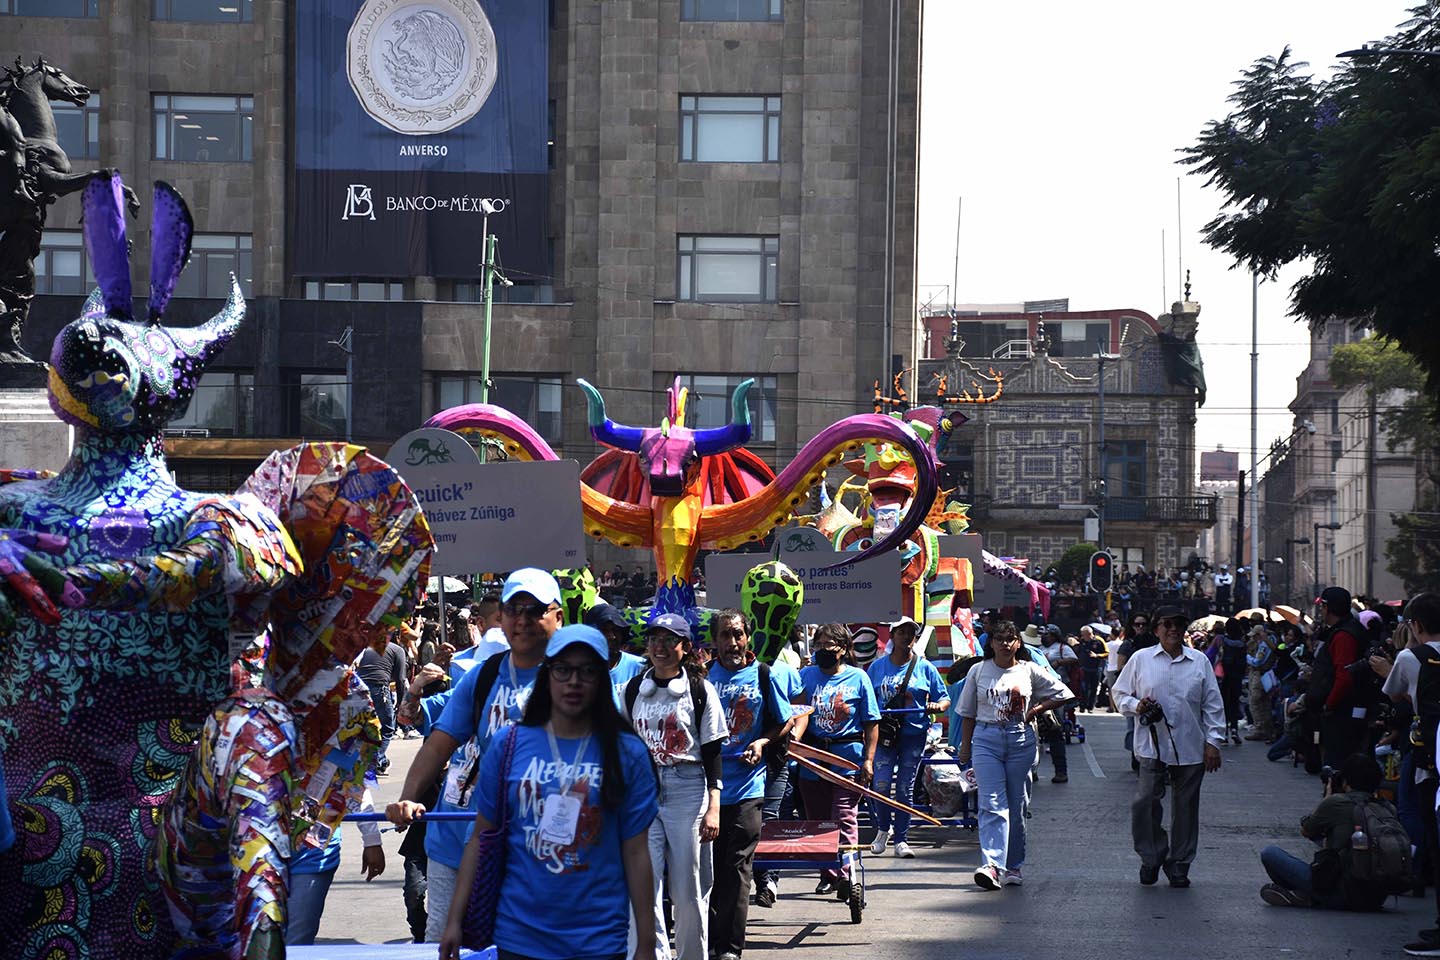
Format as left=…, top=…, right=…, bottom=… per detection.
left=1137, top=698, right=1166, bottom=727
left=1319, top=764, right=1345, bottom=795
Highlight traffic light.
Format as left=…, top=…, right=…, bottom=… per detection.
left=1089, top=551, right=1114, bottom=593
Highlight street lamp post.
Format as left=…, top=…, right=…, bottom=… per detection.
left=1313, top=522, right=1342, bottom=600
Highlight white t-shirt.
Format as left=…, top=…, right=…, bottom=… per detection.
left=1383, top=642, right=1440, bottom=706
left=473, top=625, right=511, bottom=662
left=958, top=660, right=1073, bottom=725
left=628, top=670, right=729, bottom=766
left=1106, top=639, right=1123, bottom=672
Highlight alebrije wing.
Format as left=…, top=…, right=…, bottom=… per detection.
left=81, top=172, right=131, bottom=318
left=147, top=181, right=194, bottom=320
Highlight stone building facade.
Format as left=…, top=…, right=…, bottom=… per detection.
left=6, top=1, right=921, bottom=573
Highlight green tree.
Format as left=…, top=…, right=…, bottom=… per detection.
left=1048, top=542, right=1099, bottom=585
left=1181, top=3, right=1440, bottom=394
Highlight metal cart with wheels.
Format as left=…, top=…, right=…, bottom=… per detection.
left=752, top=820, right=867, bottom=923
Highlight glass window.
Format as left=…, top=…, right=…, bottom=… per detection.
left=283, top=370, right=349, bottom=439
left=1105, top=440, right=1147, bottom=498
left=681, top=0, right=782, bottom=21
left=153, top=94, right=253, bottom=162
left=169, top=371, right=254, bottom=436
left=677, top=235, right=778, bottom=302
left=680, top=374, right=777, bottom=443
left=172, top=234, right=252, bottom=299
left=52, top=92, right=101, bottom=161
left=34, top=230, right=94, bottom=296
left=434, top=374, right=563, bottom=443
left=303, top=280, right=405, bottom=301
left=1050, top=320, right=1111, bottom=357
left=0, top=0, right=98, bottom=15
left=680, top=96, right=780, bottom=163
left=153, top=0, right=254, bottom=22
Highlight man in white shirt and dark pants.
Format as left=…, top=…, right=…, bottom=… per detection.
left=1113, top=604, right=1226, bottom=887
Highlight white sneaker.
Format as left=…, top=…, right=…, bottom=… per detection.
left=894, top=841, right=916, bottom=859
left=869, top=830, right=889, bottom=855
left=1002, top=867, right=1023, bottom=886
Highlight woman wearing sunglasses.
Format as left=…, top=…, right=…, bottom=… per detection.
left=440, top=624, right=659, bottom=960
left=956, top=620, right=1075, bottom=890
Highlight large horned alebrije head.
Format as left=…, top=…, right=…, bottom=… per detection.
left=48, top=173, right=243, bottom=435
left=577, top=376, right=754, bottom=497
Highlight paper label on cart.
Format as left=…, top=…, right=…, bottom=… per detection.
left=538, top=791, right=582, bottom=846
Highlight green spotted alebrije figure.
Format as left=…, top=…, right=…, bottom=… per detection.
left=742, top=560, right=803, bottom=664
left=552, top=567, right=599, bottom=626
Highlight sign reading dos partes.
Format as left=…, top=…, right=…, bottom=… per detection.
left=393, top=456, right=585, bottom=575
left=705, top=527, right=902, bottom=623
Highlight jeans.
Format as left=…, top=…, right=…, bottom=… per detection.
left=633, top=764, right=712, bottom=960
left=373, top=687, right=396, bottom=767
left=424, top=858, right=458, bottom=943
left=971, top=721, right=1035, bottom=871
left=710, top=798, right=763, bottom=957
left=759, top=761, right=791, bottom=892
left=403, top=852, right=428, bottom=943
left=868, top=733, right=926, bottom=844
left=1045, top=728, right=1067, bottom=775
left=1081, top=669, right=1100, bottom=711
left=285, top=868, right=336, bottom=945
left=797, top=777, right=860, bottom=882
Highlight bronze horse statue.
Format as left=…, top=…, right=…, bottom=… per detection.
left=0, top=56, right=137, bottom=374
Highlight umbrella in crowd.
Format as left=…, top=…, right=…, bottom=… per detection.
left=1086, top=622, right=1113, bottom=636
left=1235, top=607, right=1286, bottom=624
left=426, top=576, right=471, bottom=598
left=1188, top=614, right=1227, bottom=632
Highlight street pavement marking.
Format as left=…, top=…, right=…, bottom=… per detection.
left=1082, top=739, right=1106, bottom=778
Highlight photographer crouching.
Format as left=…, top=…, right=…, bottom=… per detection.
left=1112, top=605, right=1226, bottom=887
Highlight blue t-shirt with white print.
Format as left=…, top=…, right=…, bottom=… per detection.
left=867, top=655, right=948, bottom=737
left=478, top=724, right=658, bottom=960
left=795, top=665, right=879, bottom=779
left=706, top=661, right=793, bottom=804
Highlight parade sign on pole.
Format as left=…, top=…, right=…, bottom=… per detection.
left=388, top=429, right=584, bottom=574
left=706, top=526, right=901, bottom=623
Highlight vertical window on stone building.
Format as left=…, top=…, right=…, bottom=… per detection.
left=34, top=231, right=94, bottom=296
left=172, top=234, right=252, bottom=298
left=433, top=374, right=564, bottom=443
left=169, top=371, right=255, bottom=436
left=677, top=235, right=778, bottom=302
left=680, top=0, right=782, bottom=20
left=153, top=0, right=253, bottom=22
left=1105, top=440, right=1147, bottom=498
left=282, top=370, right=349, bottom=439
left=681, top=375, right=778, bottom=443
left=153, top=94, right=254, bottom=162
left=52, top=92, right=101, bottom=160
left=0, top=0, right=97, bottom=15
left=680, top=96, right=780, bottom=162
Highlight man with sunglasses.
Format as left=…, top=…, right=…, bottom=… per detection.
left=1113, top=605, right=1226, bottom=888
left=388, top=567, right=564, bottom=941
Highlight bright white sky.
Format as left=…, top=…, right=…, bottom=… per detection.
left=917, top=1, right=1412, bottom=475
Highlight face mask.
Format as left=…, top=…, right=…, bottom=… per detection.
left=815, top=648, right=840, bottom=669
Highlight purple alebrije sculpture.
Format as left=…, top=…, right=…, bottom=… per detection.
left=47, top=172, right=242, bottom=435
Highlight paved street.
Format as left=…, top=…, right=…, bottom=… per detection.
left=317, top=714, right=1426, bottom=957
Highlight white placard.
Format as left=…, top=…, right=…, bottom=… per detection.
left=705, top=527, right=902, bottom=623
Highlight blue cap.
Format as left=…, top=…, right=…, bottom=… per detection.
left=648, top=612, right=692, bottom=642
left=502, top=568, right=561, bottom=606
left=584, top=602, right=629, bottom=632
left=545, top=624, right=608, bottom=662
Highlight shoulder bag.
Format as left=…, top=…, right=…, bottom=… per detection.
left=460, top=724, right=520, bottom=949
left=877, top=655, right=919, bottom=749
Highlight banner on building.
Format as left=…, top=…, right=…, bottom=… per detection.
left=292, top=0, right=549, bottom=279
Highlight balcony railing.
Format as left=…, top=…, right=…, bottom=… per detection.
left=1105, top=495, right=1217, bottom=525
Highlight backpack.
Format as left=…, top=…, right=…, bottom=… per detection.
left=468, top=652, right=508, bottom=722
left=1341, top=797, right=1413, bottom=906
left=1413, top=645, right=1440, bottom=770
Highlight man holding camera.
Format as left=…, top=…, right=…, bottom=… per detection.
left=1112, top=605, right=1226, bottom=887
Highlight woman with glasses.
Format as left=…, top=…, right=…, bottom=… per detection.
left=624, top=613, right=728, bottom=960
left=439, top=624, right=659, bottom=960
left=793, top=623, right=880, bottom=902
left=956, top=621, right=1075, bottom=890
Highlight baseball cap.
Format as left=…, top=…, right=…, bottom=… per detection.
left=888, top=615, right=920, bottom=632
left=647, top=612, right=692, bottom=642
left=1319, top=586, right=1352, bottom=614
left=1153, top=605, right=1186, bottom=623
left=584, top=602, right=629, bottom=632
left=545, top=624, right=608, bottom=662
left=502, top=568, right=561, bottom=606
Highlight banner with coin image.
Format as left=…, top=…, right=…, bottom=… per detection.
left=292, top=0, right=549, bottom=279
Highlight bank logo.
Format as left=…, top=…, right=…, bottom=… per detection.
left=343, top=183, right=376, bottom=221
left=347, top=0, right=497, bottom=136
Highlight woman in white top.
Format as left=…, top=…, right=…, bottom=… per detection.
left=956, top=620, right=1075, bottom=890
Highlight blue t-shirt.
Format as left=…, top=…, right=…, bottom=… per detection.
left=479, top=724, right=658, bottom=960
left=425, top=652, right=539, bottom=869
left=771, top=660, right=803, bottom=701
left=706, top=661, right=793, bottom=804
left=867, top=655, right=947, bottom=738
left=795, top=665, right=879, bottom=779
left=609, top=651, right=647, bottom=708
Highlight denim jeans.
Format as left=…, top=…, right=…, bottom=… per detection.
left=868, top=733, right=926, bottom=843
left=403, top=852, right=428, bottom=942
left=971, top=721, right=1035, bottom=871
left=631, top=764, right=712, bottom=960
left=1260, top=845, right=1313, bottom=895
left=285, top=868, right=336, bottom=945
left=372, top=687, right=396, bottom=767
left=424, top=859, right=458, bottom=943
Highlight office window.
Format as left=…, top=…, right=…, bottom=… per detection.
left=681, top=0, right=781, bottom=21
left=53, top=92, right=101, bottom=160
left=153, top=94, right=253, bottom=162
left=680, top=96, right=780, bottom=163
left=0, top=0, right=97, bottom=15
left=435, top=374, right=563, bottom=443
left=677, top=236, right=778, bottom=302
left=154, top=0, right=254, bottom=22
left=34, top=231, right=94, bottom=296
left=1105, top=440, right=1147, bottom=498
left=282, top=370, right=348, bottom=439
left=451, top=279, right=555, bottom=304
left=170, top=371, right=254, bottom=436
left=173, top=235, right=252, bottom=299
left=680, top=374, right=777, bottom=443
left=1050, top=320, right=1111, bottom=357
left=303, top=280, right=405, bottom=301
